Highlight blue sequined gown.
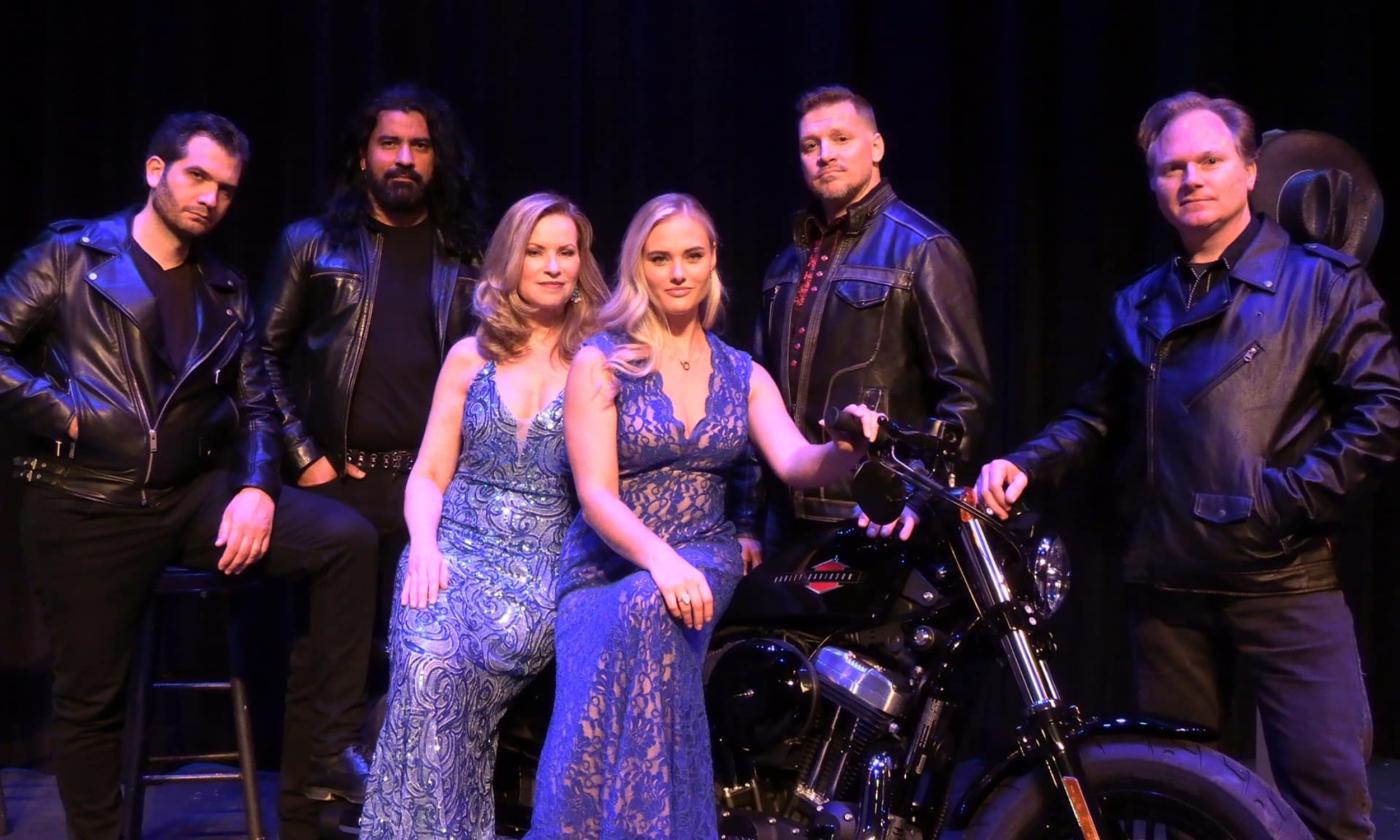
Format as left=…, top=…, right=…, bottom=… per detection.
left=527, top=330, right=751, bottom=839
left=360, top=362, right=571, bottom=840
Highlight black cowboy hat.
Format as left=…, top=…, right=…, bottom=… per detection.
left=1250, top=128, right=1384, bottom=265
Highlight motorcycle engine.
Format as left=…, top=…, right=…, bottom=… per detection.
left=793, top=647, right=913, bottom=806
left=708, top=639, right=914, bottom=812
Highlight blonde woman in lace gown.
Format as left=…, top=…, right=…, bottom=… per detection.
left=527, top=193, right=882, bottom=838
left=360, top=193, right=607, bottom=840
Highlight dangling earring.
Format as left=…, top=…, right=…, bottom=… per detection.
left=569, top=287, right=581, bottom=304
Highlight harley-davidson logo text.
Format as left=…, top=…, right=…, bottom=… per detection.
left=773, top=558, right=861, bottom=594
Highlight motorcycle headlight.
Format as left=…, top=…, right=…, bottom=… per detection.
left=1029, top=534, right=1071, bottom=617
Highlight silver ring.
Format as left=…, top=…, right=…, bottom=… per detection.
left=679, top=593, right=692, bottom=606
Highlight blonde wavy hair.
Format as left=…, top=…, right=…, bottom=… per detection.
left=474, top=192, right=607, bottom=362
left=597, top=193, right=726, bottom=377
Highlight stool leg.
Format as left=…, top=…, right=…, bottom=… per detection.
left=1, top=768, right=10, bottom=835
left=225, top=598, right=265, bottom=840
left=120, top=605, right=157, bottom=840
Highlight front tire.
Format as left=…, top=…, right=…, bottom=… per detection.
left=956, top=737, right=1309, bottom=840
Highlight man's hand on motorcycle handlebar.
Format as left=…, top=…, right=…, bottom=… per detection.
left=856, top=504, right=919, bottom=541
left=975, top=459, right=1029, bottom=520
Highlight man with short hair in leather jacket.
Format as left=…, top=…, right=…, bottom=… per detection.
left=0, top=112, right=378, bottom=840
left=258, top=84, right=480, bottom=836
left=752, top=85, right=991, bottom=561
left=977, top=92, right=1400, bottom=840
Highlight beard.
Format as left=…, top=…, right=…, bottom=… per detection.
left=811, top=171, right=869, bottom=210
left=151, top=176, right=213, bottom=241
left=368, top=167, right=428, bottom=214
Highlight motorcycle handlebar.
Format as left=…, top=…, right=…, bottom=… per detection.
left=826, top=407, right=1023, bottom=532
left=825, top=406, right=891, bottom=447
left=824, top=407, right=963, bottom=459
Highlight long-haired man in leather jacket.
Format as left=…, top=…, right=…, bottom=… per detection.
left=257, top=84, right=482, bottom=837
left=976, top=92, right=1400, bottom=840
left=0, top=112, right=379, bottom=840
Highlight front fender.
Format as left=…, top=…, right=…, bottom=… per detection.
left=948, top=715, right=1216, bottom=828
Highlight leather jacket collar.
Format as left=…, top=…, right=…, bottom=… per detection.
left=792, top=180, right=898, bottom=247
left=77, top=210, right=234, bottom=289
left=78, top=212, right=240, bottom=369
left=1135, top=215, right=1287, bottom=311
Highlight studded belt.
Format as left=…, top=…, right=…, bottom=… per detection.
left=344, top=448, right=416, bottom=473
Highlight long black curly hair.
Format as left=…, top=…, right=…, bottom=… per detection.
left=322, top=83, right=484, bottom=261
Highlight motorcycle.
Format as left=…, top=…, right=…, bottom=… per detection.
left=702, top=408, right=1309, bottom=840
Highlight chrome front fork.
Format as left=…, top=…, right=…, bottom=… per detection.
left=959, top=516, right=1061, bottom=710
left=956, top=512, right=1107, bottom=840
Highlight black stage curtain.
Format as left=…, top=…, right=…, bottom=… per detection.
left=2, top=0, right=1396, bottom=766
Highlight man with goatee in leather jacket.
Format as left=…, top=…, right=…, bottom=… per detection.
left=0, top=112, right=378, bottom=840
left=977, top=91, right=1400, bottom=840
left=258, top=84, right=481, bottom=836
left=750, top=85, right=991, bottom=567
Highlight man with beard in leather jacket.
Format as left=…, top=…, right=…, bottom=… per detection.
left=749, top=85, right=991, bottom=566
left=0, top=112, right=378, bottom=840
left=258, top=84, right=480, bottom=836
left=977, top=91, right=1400, bottom=840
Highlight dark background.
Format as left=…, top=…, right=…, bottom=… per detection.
left=3, top=0, right=1396, bottom=767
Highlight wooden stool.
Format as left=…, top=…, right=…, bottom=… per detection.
left=119, top=567, right=265, bottom=839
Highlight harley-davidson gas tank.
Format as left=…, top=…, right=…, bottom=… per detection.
left=724, top=526, right=931, bottom=626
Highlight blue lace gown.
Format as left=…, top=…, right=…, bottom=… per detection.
left=527, top=330, right=751, bottom=839
left=360, top=362, right=571, bottom=840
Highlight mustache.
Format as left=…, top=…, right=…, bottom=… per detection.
left=381, top=167, right=423, bottom=185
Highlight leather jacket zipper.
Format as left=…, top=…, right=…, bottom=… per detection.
left=117, top=327, right=159, bottom=506
left=1144, top=338, right=1173, bottom=488
left=1182, top=342, right=1263, bottom=409
left=58, top=376, right=79, bottom=459
left=156, top=320, right=239, bottom=424
left=146, top=429, right=159, bottom=475
left=141, top=319, right=239, bottom=505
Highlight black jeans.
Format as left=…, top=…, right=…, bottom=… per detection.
left=20, top=471, right=377, bottom=840
left=1128, top=586, right=1374, bottom=840
left=278, top=468, right=408, bottom=840
left=302, top=468, right=410, bottom=621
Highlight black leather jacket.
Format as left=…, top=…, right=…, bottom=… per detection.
left=757, top=182, right=991, bottom=521
left=1008, top=217, right=1400, bottom=594
left=259, top=217, right=476, bottom=472
left=0, top=212, right=281, bottom=506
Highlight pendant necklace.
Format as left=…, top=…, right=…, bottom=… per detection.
left=672, top=334, right=702, bottom=371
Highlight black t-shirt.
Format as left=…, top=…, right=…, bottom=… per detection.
left=345, top=221, right=440, bottom=451
left=1176, top=214, right=1263, bottom=310
left=130, top=241, right=198, bottom=369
